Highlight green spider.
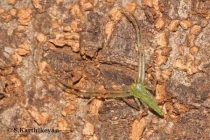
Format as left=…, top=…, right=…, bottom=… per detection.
left=57, top=9, right=164, bottom=117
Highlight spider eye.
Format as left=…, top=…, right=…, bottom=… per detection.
left=136, top=83, right=143, bottom=90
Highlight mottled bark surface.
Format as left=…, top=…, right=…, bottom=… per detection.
left=0, top=0, right=210, bottom=140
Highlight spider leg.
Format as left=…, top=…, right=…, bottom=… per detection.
left=122, top=98, right=140, bottom=110
left=120, top=10, right=144, bottom=83
left=57, top=76, right=132, bottom=99
left=134, top=97, right=141, bottom=107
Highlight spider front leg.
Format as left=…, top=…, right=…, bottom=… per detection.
left=121, top=9, right=148, bottom=113
left=134, top=50, right=146, bottom=107
left=121, top=9, right=144, bottom=83
left=56, top=75, right=132, bottom=99
left=137, top=51, right=145, bottom=83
